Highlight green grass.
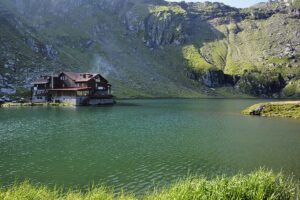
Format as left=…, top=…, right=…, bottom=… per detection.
left=0, top=170, right=298, bottom=200
left=1, top=0, right=300, bottom=98
left=243, top=101, right=300, bottom=119
left=283, top=80, right=300, bottom=97
left=292, top=0, right=300, bottom=9
left=149, top=5, right=186, bottom=15
left=182, top=45, right=214, bottom=73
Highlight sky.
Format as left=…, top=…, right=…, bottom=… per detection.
left=166, top=0, right=268, bottom=8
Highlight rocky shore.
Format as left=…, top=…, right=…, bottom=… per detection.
left=242, top=101, right=300, bottom=119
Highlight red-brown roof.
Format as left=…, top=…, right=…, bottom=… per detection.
left=62, top=72, right=105, bottom=83
left=48, top=87, right=92, bottom=91
left=32, top=76, right=50, bottom=85
left=33, top=80, right=49, bottom=84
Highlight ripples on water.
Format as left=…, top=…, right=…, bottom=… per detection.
left=0, top=99, right=300, bottom=194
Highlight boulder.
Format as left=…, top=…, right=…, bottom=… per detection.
left=250, top=105, right=265, bottom=115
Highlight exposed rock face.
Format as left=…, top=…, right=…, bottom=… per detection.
left=125, top=11, right=145, bottom=33
left=144, top=11, right=186, bottom=47
left=187, top=70, right=237, bottom=87
left=235, top=73, right=286, bottom=97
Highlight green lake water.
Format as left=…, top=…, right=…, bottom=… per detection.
left=0, top=99, right=300, bottom=194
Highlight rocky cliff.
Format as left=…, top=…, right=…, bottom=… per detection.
left=0, top=0, right=299, bottom=98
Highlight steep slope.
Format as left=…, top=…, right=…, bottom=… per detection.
left=201, top=10, right=300, bottom=97
left=0, top=0, right=217, bottom=98
left=0, top=4, right=64, bottom=96
left=0, top=0, right=299, bottom=98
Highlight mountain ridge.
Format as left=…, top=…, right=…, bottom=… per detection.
left=0, top=0, right=299, bottom=98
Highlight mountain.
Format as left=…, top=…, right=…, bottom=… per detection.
left=0, top=0, right=299, bottom=98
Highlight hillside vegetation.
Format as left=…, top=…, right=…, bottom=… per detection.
left=0, top=170, right=298, bottom=200
left=0, top=0, right=299, bottom=98
left=243, top=101, right=300, bottom=119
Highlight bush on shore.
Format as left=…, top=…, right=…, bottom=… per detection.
left=0, top=170, right=298, bottom=200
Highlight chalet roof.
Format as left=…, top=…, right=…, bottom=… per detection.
left=62, top=72, right=107, bottom=83
left=32, top=76, right=51, bottom=85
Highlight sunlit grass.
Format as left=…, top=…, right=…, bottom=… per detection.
left=0, top=169, right=298, bottom=200
left=243, top=101, right=300, bottom=119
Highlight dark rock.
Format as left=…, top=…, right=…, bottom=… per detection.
left=250, top=105, right=265, bottom=115
left=25, top=38, right=39, bottom=53
left=45, top=45, right=58, bottom=60
left=86, top=40, right=94, bottom=47
left=1, top=96, right=12, bottom=102
left=248, top=10, right=275, bottom=20
left=187, top=70, right=236, bottom=88
left=144, top=11, right=186, bottom=47
left=235, top=73, right=286, bottom=97
left=201, top=70, right=226, bottom=87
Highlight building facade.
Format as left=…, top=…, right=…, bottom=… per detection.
left=32, top=72, right=114, bottom=106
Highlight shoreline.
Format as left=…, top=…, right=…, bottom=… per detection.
left=242, top=101, right=300, bottom=119
left=0, top=101, right=116, bottom=108
left=116, top=96, right=300, bottom=100
left=0, top=102, right=77, bottom=108
left=2, top=98, right=300, bottom=109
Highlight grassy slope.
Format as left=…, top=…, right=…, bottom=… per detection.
left=0, top=1, right=217, bottom=98
left=283, top=79, right=300, bottom=97
left=0, top=13, right=46, bottom=84
left=203, top=14, right=300, bottom=77
left=193, top=12, right=300, bottom=97
left=0, top=170, right=298, bottom=200
left=1, top=1, right=299, bottom=98
left=242, top=101, right=300, bottom=119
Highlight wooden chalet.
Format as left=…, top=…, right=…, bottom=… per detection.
left=32, top=75, right=52, bottom=103
left=32, top=72, right=114, bottom=106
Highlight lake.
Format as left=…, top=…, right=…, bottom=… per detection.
left=0, top=99, right=299, bottom=194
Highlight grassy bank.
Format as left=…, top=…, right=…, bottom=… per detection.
left=0, top=170, right=298, bottom=200
left=242, top=101, right=300, bottom=119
